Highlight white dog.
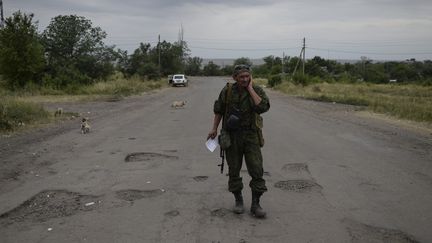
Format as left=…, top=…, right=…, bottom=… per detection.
left=171, top=100, right=187, bottom=108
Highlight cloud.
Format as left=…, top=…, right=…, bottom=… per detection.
left=3, top=0, right=432, bottom=59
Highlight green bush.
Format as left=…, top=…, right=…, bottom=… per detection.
left=292, top=73, right=311, bottom=86
left=268, top=74, right=282, bottom=87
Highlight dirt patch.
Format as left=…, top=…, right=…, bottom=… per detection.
left=193, top=176, right=209, bottom=182
left=211, top=208, right=231, bottom=217
left=344, top=218, right=420, bottom=243
left=115, top=189, right=164, bottom=201
left=282, top=163, right=310, bottom=173
left=274, top=180, right=322, bottom=192
left=124, top=152, right=178, bottom=162
left=0, top=190, right=101, bottom=226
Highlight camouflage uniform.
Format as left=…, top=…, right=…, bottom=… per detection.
left=214, top=83, right=270, bottom=193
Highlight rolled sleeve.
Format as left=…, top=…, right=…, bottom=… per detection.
left=253, top=86, right=270, bottom=114
left=213, top=86, right=227, bottom=115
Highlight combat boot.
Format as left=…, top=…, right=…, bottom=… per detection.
left=232, top=191, right=245, bottom=214
left=251, top=191, right=266, bottom=218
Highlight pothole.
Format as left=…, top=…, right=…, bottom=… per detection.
left=211, top=208, right=231, bottom=217
left=124, top=152, right=178, bottom=162
left=165, top=210, right=180, bottom=217
left=344, top=219, right=420, bottom=243
left=0, top=190, right=101, bottom=225
left=274, top=180, right=322, bottom=192
left=115, top=189, right=164, bottom=201
left=163, top=150, right=178, bottom=153
left=282, top=163, right=310, bottom=173
left=193, top=176, right=208, bottom=182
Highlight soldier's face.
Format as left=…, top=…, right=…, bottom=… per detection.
left=234, top=71, right=251, bottom=87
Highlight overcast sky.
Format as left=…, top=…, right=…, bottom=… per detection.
left=3, top=0, right=432, bottom=60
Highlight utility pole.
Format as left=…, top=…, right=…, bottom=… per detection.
left=178, top=24, right=185, bottom=72
left=302, top=37, right=306, bottom=75
left=292, top=37, right=306, bottom=76
left=282, top=52, right=285, bottom=74
left=158, top=34, right=161, bottom=76
left=0, top=0, right=5, bottom=29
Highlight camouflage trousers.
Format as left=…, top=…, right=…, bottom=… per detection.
left=225, top=130, right=267, bottom=193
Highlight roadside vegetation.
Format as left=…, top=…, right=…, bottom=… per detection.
left=274, top=82, right=432, bottom=123
left=0, top=98, right=51, bottom=132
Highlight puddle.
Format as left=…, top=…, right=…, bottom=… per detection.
left=115, top=189, right=164, bottom=201
left=0, top=190, right=100, bottom=225
left=274, top=180, right=322, bottom=192
left=124, top=152, right=178, bottom=162
left=193, top=176, right=209, bottom=182
left=344, top=218, right=420, bottom=243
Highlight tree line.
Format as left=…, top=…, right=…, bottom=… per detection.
left=1, top=11, right=431, bottom=91
left=188, top=56, right=432, bottom=86
left=0, top=11, right=196, bottom=90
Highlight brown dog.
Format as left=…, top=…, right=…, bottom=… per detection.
left=81, top=118, right=91, bottom=134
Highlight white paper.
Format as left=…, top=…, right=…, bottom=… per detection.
left=205, top=138, right=218, bottom=152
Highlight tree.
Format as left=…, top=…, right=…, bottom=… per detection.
left=262, top=55, right=277, bottom=76
left=127, top=43, right=152, bottom=77
left=185, top=57, right=202, bottom=76
left=149, top=41, right=183, bottom=76
left=203, top=61, right=221, bottom=76
left=0, top=11, right=45, bottom=89
left=42, top=15, right=115, bottom=86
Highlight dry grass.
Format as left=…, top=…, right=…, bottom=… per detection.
left=0, top=98, right=51, bottom=132
left=273, top=82, right=432, bottom=123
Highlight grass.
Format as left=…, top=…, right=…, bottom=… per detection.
left=0, top=76, right=168, bottom=133
left=0, top=98, right=51, bottom=132
left=273, top=81, right=432, bottom=123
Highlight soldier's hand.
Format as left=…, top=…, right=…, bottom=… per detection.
left=207, top=129, right=217, bottom=140
left=247, top=75, right=254, bottom=91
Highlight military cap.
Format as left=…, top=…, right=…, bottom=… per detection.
left=233, top=64, right=251, bottom=76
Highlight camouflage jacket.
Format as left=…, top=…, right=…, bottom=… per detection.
left=214, top=83, right=270, bottom=130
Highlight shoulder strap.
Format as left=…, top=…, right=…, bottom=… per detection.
left=222, top=83, right=233, bottom=128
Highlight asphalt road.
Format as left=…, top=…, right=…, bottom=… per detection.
left=0, top=77, right=431, bottom=243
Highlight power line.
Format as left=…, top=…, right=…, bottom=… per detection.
left=189, top=46, right=300, bottom=51
left=308, top=47, right=432, bottom=55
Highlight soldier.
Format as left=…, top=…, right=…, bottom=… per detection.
left=207, top=64, right=270, bottom=218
